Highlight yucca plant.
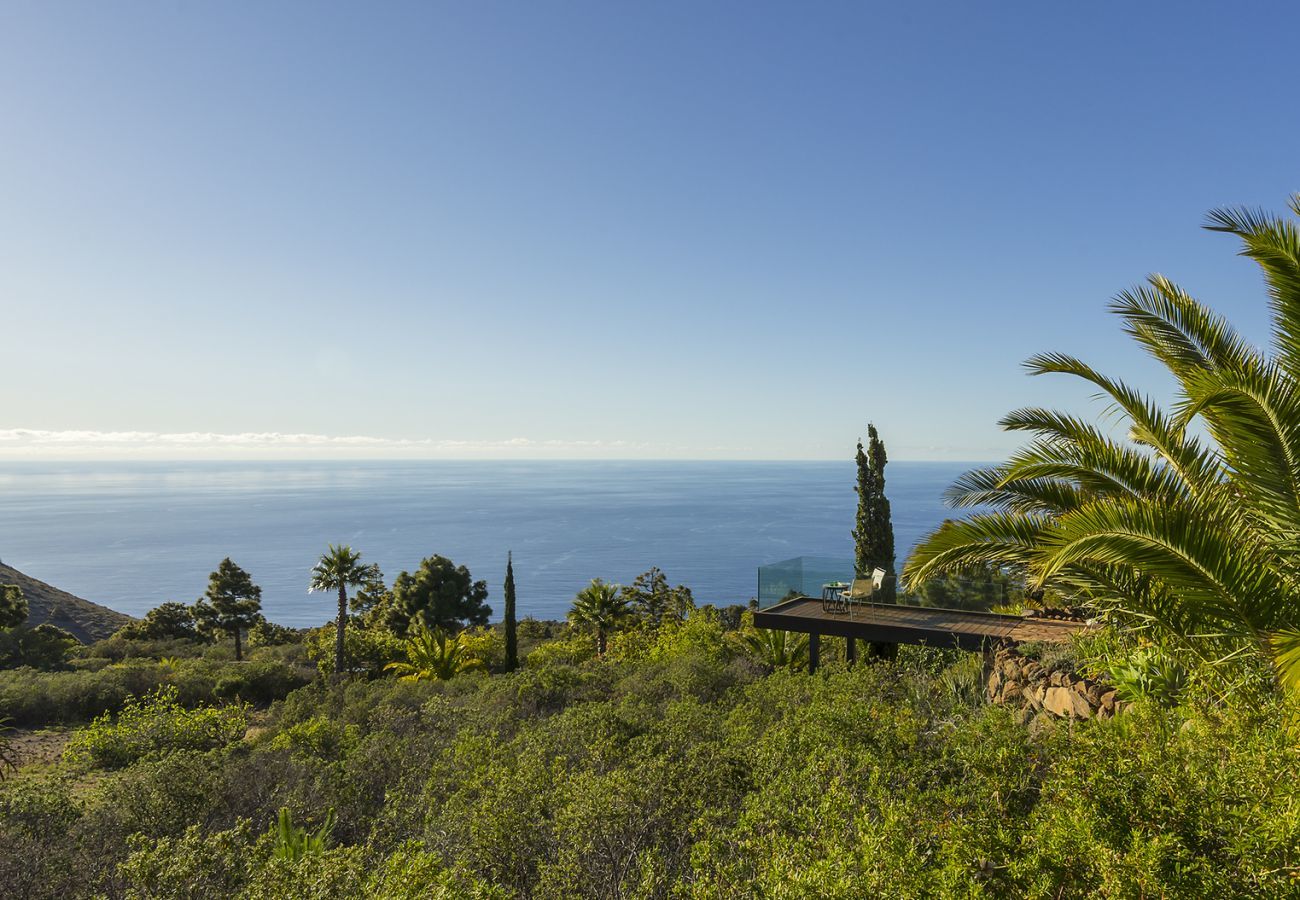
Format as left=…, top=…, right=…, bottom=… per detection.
left=904, top=195, right=1300, bottom=696
left=384, top=624, right=483, bottom=682
left=271, top=807, right=335, bottom=862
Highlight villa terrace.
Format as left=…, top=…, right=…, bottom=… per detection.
left=754, top=556, right=1088, bottom=670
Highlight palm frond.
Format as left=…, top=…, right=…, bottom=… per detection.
left=1206, top=205, right=1300, bottom=379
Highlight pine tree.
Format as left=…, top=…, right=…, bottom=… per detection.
left=192, top=558, right=262, bottom=661
left=504, top=552, right=518, bottom=671
left=0, top=584, right=27, bottom=630
left=852, top=424, right=896, bottom=590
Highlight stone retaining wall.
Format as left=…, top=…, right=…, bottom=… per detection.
left=986, top=644, right=1123, bottom=722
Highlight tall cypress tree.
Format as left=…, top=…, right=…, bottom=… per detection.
left=852, top=424, right=896, bottom=588
left=503, top=551, right=518, bottom=671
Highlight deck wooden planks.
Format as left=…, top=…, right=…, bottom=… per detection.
left=752, top=597, right=1084, bottom=651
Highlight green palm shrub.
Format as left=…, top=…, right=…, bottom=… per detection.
left=384, top=625, right=484, bottom=682
left=566, top=579, right=628, bottom=658
left=905, top=194, right=1300, bottom=696
left=740, top=626, right=809, bottom=671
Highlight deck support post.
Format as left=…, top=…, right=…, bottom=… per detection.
left=808, top=632, right=820, bottom=673
left=846, top=637, right=857, bottom=666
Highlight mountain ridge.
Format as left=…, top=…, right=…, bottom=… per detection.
left=0, top=560, right=133, bottom=642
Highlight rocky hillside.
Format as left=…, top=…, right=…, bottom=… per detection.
left=0, top=561, right=132, bottom=642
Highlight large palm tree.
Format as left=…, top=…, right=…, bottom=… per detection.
left=567, top=578, right=628, bottom=658
left=384, top=624, right=483, bottom=682
left=309, top=544, right=377, bottom=677
left=904, top=195, right=1300, bottom=695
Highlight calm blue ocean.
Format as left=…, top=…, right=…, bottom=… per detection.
left=0, top=461, right=973, bottom=627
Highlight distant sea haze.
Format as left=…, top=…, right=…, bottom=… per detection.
left=0, top=461, right=975, bottom=628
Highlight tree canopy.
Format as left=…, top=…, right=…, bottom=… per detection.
left=852, top=424, right=895, bottom=585
left=117, top=601, right=199, bottom=642
left=567, top=578, right=628, bottom=657
left=503, top=552, right=518, bottom=671
left=621, top=567, right=694, bottom=627
left=193, top=558, right=262, bottom=661
left=0, top=585, right=27, bottom=631
left=386, top=555, right=490, bottom=636
left=309, top=544, right=380, bottom=677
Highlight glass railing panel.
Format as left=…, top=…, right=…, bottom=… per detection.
left=757, top=557, right=1029, bottom=614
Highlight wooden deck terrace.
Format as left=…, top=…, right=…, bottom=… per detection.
left=753, top=596, right=1086, bottom=656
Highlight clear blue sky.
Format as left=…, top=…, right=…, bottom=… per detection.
left=1, top=2, right=1295, bottom=460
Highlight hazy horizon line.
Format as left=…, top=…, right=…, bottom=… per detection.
left=0, top=428, right=1005, bottom=463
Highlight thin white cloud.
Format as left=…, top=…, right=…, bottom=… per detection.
left=0, top=429, right=656, bottom=459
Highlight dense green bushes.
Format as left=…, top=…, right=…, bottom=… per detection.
left=63, top=686, right=249, bottom=770
left=1, top=628, right=1298, bottom=898
left=0, top=649, right=314, bottom=726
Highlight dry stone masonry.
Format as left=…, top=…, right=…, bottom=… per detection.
left=985, top=644, right=1123, bottom=724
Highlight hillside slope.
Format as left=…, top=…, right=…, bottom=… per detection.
left=0, top=561, right=132, bottom=642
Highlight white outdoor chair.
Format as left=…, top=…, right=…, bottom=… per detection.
left=844, top=568, right=887, bottom=617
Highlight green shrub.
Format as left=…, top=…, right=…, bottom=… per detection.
left=63, top=685, right=249, bottom=769
left=306, top=623, right=404, bottom=677
left=269, top=715, right=360, bottom=761
left=0, top=654, right=312, bottom=726
left=82, top=634, right=207, bottom=661
left=0, top=624, right=79, bottom=670
left=4, top=624, right=1300, bottom=898
left=118, top=819, right=264, bottom=900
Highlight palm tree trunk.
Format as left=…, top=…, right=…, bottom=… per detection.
left=335, top=585, right=348, bottom=676
left=597, top=628, right=606, bottom=658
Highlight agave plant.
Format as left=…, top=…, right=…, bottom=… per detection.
left=741, top=627, right=809, bottom=672
left=904, top=195, right=1300, bottom=695
left=384, top=624, right=484, bottom=682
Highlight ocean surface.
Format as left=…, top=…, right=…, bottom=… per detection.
left=0, top=461, right=974, bottom=627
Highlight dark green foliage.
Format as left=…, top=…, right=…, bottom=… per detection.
left=192, top=559, right=262, bottom=661
left=504, top=553, right=518, bottom=672
left=0, top=623, right=78, bottom=669
left=852, top=423, right=896, bottom=587
left=620, top=566, right=695, bottom=627
left=115, top=601, right=200, bottom=642
left=387, top=555, right=490, bottom=636
left=0, top=584, right=27, bottom=630
left=249, top=618, right=300, bottom=648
